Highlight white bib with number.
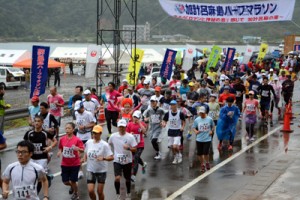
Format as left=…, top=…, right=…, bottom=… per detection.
left=117, top=154, right=128, bottom=164
left=62, top=147, right=75, bottom=158
left=150, top=114, right=161, bottom=124
left=14, top=185, right=36, bottom=200
left=262, top=90, right=269, bottom=97
left=133, top=134, right=141, bottom=144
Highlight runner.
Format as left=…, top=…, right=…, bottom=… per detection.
left=47, top=86, right=65, bottom=137
left=82, top=89, right=101, bottom=118
left=218, top=86, right=236, bottom=107
left=208, top=94, right=220, bottom=128
left=137, top=79, right=155, bottom=114
left=57, top=122, right=84, bottom=200
left=108, top=119, right=137, bottom=199
left=84, top=125, right=113, bottom=200
left=233, top=77, right=246, bottom=113
left=243, top=91, right=260, bottom=142
left=160, top=89, right=173, bottom=113
left=162, top=100, right=186, bottom=164
left=105, top=82, right=122, bottom=139
left=2, top=140, right=49, bottom=200
left=257, top=77, right=276, bottom=124
left=269, top=77, right=282, bottom=119
left=216, top=97, right=240, bottom=151
left=23, top=115, right=57, bottom=194
left=28, top=96, right=40, bottom=127
left=281, top=75, right=294, bottom=106
left=0, top=130, right=7, bottom=191
left=126, top=110, right=147, bottom=182
left=192, top=106, right=214, bottom=172
left=143, top=96, right=165, bottom=160
left=37, top=102, right=59, bottom=139
left=0, top=85, right=10, bottom=135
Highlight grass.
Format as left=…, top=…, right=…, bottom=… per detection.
left=4, top=118, right=28, bottom=130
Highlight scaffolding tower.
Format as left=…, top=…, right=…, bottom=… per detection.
left=96, top=0, right=137, bottom=94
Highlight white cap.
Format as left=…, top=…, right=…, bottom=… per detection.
left=274, top=77, right=279, bottom=81
left=150, top=96, right=158, bottom=101
left=132, top=110, right=142, bottom=119
left=144, top=79, right=150, bottom=85
left=74, top=100, right=83, bottom=111
left=117, top=119, right=127, bottom=127
left=122, top=79, right=128, bottom=83
left=83, top=89, right=91, bottom=95
left=176, top=82, right=181, bottom=88
left=198, top=106, right=206, bottom=113
left=270, top=68, right=274, bottom=71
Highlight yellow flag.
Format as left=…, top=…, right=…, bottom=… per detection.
left=126, top=48, right=144, bottom=86
left=257, top=43, right=268, bottom=63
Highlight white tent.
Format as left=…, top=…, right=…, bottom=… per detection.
left=104, top=50, right=131, bottom=65
left=0, top=50, right=31, bottom=66
left=142, top=49, right=164, bottom=64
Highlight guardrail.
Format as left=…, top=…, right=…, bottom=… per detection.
left=4, top=101, right=70, bottom=121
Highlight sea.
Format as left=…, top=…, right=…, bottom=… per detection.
left=0, top=42, right=278, bottom=55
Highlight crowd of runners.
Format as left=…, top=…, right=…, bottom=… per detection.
left=0, top=53, right=299, bottom=200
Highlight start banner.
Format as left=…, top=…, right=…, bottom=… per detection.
left=159, top=0, right=295, bottom=23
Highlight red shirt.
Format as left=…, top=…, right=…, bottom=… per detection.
left=106, top=90, right=122, bottom=111
left=136, top=83, right=144, bottom=91
left=126, top=121, right=147, bottom=148
left=59, top=135, right=84, bottom=166
left=118, top=85, right=128, bottom=94
left=218, top=93, right=236, bottom=104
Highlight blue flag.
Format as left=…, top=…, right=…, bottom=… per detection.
left=223, top=47, right=236, bottom=71
left=30, top=46, right=50, bottom=98
left=160, top=49, right=177, bottom=80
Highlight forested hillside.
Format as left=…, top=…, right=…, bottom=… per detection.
left=0, top=0, right=299, bottom=43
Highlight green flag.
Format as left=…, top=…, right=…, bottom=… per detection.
left=205, top=45, right=222, bottom=72
left=175, top=50, right=182, bottom=65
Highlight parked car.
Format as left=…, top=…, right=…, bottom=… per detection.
left=0, top=66, right=24, bottom=89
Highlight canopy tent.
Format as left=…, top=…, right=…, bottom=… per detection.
left=142, top=49, right=164, bottom=64
left=50, top=47, right=112, bottom=60
left=13, top=59, right=66, bottom=68
left=103, top=50, right=131, bottom=65
left=0, top=50, right=31, bottom=66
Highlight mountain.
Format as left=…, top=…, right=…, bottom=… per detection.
left=0, top=0, right=299, bottom=43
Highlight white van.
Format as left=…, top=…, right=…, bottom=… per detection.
left=0, top=66, right=24, bottom=89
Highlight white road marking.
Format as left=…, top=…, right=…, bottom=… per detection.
left=165, top=125, right=282, bottom=200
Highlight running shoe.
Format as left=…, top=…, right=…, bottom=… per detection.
left=71, top=193, right=79, bottom=200
left=217, top=143, right=222, bottom=151
left=69, top=187, right=74, bottom=195
left=201, top=164, right=206, bottom=172
left=131, top=175, right=136, bottom=182
left=206, top=162, right=211, bottom=170
left=142, top=162, right=147, bottom=174
left=250, top=137, right=255, bottom=142
left=172, top=157, right=178, bottom=164
left=154, top=152, right=162, bottom=160
left=228, top=145, right=233, bottom=151
left=116, top=194, right=121, bottom=200
left=78, top=171, right=84, bottom=179
left=186, top=132, right=192, bottom=140
left=106, top=133, right=112, bottom=141
left=126, top=193, right=131, bottom=200
left=177, top=156, right=182, bottom=164
left=47, top=174, right=54, bottom=188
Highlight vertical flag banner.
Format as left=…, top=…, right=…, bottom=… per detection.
left=223, top=48, right=236, bottom=71
left=159, top=0, right=295, bottom=23
left=223, top=48, right=227, bottom=55
left=182, top=44, right=195, bottom=71
left=86, top=45, right=101, bottom=78
left=257, top=43, right=268, bottom=63
left=242, top=45, right=255, bottom=64
left=160, top=48, right=177, bottom=80
left=206, top=45, right=222, bottom=72
left=175, top=50, right=182, bottom=65
left=126, top=48, right=144, bottom=85
left=30, top=46, right=50, bottom=98
left=294, top=45, right=300, bottom=51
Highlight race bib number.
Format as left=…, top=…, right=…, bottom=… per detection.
left=62, top=147, right=75, bottom=158
left=33, top=143, right=43, bottom=154
left=150, top=115, right=161, bottom=123
left=208, top=111, right=216, bottom=119
left=252, top=85, right=258, bottom=92
left=117, top=154, right=128, bottom=164
left=50, top=103, right=57, bottom=110
left=163, top=103, right=170, bottom=111
left=122, top=117, right=130, bottom=123
left=182, top=94, right=187, bottom=101
left=246, top=104, right=255, bottom=112
left=262, top=90, right=269, bottom=97
left=236, top=91, right=242, bottom=97
left=14, top=185, right=35, bottom=200
left=170, top=119, right=179, bottom=128
left=87, top=150, right=98, bottom=161
left=133, top=134, right=141, bottom=144
left=198, top=123, right=210, bottom=132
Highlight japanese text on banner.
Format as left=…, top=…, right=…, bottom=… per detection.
left=126, top=48, right=144, bottom=86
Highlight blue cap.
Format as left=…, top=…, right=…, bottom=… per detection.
left=170, top=100, right=177, bottom=105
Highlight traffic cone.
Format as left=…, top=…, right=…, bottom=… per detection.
left=98, top=105, right=106, bottom=124
left=287, top=101, right=295, bottom=120
left=280, top=109, right=294, bottom=133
